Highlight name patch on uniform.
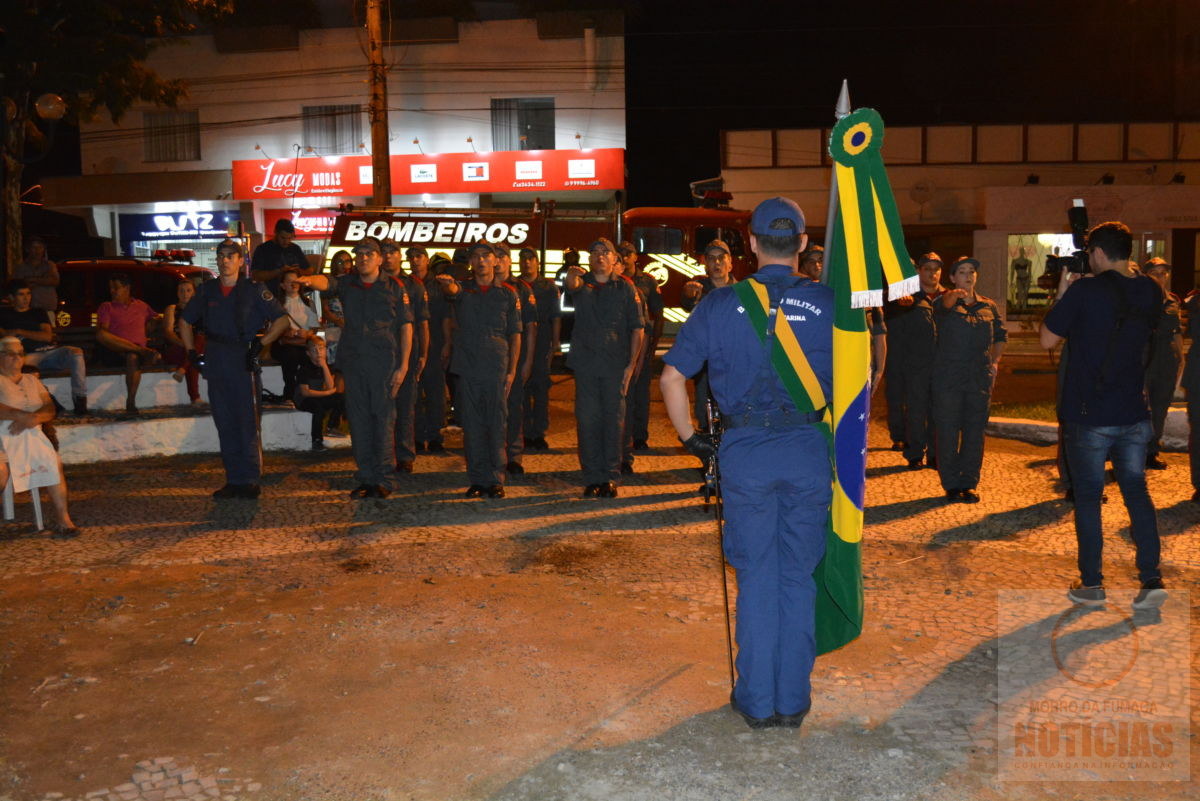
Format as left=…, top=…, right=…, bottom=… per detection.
left=783, top=297, right=823, bottom=316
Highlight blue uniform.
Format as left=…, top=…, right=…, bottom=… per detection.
left=523, top=275, right=561, bottom=441
left=504, top=277, right=538, bottom=466
left=328, top=272, right=413, bottom=488
left=664, top=264, right=833, bottom=721
left=392, top=272, right=430, bottom=466
left=566, top=274, right=644, bottom=486
left=181, top=278, right=285, bottom=485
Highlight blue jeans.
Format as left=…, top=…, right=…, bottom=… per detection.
left=25, top=346, right=87, bottom=398
left=1063, top=420, right=1161, bottom=586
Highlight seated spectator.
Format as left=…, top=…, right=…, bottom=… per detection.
left=13, top=236, right=60, bottom=313
left=274, top=268, right=320, bottom=402
left=161, top=277, right=205, bottom=408
left=0, top=280, right=88, bottom=415
left=294, top=337, right=343, bottom=451
left=0, top=337, right=78, bottom=538
left=95, top=273, right=160, bottom=417
left=323, top=250, right=351, bottom=365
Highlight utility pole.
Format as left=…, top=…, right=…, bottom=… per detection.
left=366, top=0, right=391, bottom=206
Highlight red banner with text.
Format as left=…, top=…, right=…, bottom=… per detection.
left=263, top=208, right=340, bottom=239
left=232, top=148, right=624, bottom=200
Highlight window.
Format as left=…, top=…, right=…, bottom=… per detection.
left=302, top=105, right=363, bottom=155
left=143, top=110, right=200, bottom=163
left=491, top=98, right=555, bottom=151
left=696, top=226, right=746, bottom=257
left=633, top=226, right=683, bottom=255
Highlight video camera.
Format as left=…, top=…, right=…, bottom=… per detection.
left=1043, top=200, right=1091, bottom=283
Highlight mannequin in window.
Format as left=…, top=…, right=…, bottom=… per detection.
left=1011, top=247, right=1032, bottom=310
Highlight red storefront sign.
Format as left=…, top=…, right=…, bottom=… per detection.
left=233, top=156, right=372, bottom=200
left=263, top=208, right=340, bottom=239
left=232, top=148, right=624, bottom=200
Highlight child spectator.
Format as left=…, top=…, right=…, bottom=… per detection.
left=161, top=278, right=205, bottom=407
left=294, top=337, right=343, bottom=451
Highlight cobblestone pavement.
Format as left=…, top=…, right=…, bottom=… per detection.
left=1, top=375, right=1197, bottom=801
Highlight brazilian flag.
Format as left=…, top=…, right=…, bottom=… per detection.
left=815, top=108, right=916, bottom=654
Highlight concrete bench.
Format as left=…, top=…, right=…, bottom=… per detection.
left=52, top=403, right=348, bottom=465
left=40, top=365, right=287, bottom=412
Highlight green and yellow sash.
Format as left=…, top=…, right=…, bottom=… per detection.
left=732, top=279, right=827, bottom=413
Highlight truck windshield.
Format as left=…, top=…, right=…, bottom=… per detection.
left=633, top=226, right=683, bottom=255
left=696, top=227, right=745, bottom=257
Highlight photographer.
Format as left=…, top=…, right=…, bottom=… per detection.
left=1039, top=221, right=1167, bottom=610
left=180, top=241, right=289, bottom=500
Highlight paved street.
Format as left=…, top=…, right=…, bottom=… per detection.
left=1, top=374, right=1197, bottom=801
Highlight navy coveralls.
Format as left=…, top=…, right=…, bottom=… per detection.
left=449, top=280, right=522, bottom=487
left=621, top=275, right=650, bottom=468
left=181, top=279, right=285, bottom=485
left=416, top=273, right=452, bottom=448
left=523, top=275, right=562, bottom=441
left=504, top=278, right=538, bottom=466
left=329, top=273, right=413, bottom=488
left=1145, top=289, right=1181, bottom=459
left=682, top=276, right=736, bottom=430
left=392, top=273, right=430, bottom=465
left=629, top=270, right=663, bottom=443
left=884, top=288, right=940, bottom=463
left=932, top=294, right=1007, bottom=492
left=566, top=275, right=644, bottom=485
left=1183, top=292, right=1200, bottom=492
left=664, top=264, right=833, bottom=720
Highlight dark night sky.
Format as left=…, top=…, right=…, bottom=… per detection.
left=624, top=0, right=1186, bottom=206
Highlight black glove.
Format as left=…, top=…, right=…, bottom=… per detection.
left=245, top=338, right=263, bottom=372
left=681, top=431, right=715, bottom=460
left=188, top=349, right=205, bottom=376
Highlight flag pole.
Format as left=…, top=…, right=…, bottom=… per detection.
left=820, top=80, right=851, bottom=286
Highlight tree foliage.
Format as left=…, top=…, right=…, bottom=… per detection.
left=2, top=0, right=231, bottom=124
left=1, top=0, right=230, bottom=272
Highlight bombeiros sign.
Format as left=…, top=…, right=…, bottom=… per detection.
left=343, top=218, right=532, bottom=246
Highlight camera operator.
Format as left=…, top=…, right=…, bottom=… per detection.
left=1039, top=221, right=1167, bottom=610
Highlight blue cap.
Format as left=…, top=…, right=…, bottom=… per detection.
left=750, top=196, right=805, bottom=237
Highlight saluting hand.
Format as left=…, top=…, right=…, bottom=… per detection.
left=942, top=288, right=967, bottom=308
left=683, top=280, right=702, bottom=298
left=895, top=295, right=914, bottom=307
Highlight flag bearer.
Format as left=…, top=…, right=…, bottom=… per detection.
left=660, top=197, right=832, bottom=729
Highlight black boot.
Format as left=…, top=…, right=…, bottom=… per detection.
left=73, top=395, right=88, bottom=416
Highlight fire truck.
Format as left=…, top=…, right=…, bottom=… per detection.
left=323, top=202, right=755, bottom=331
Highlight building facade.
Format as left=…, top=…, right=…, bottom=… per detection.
left=721, top=121, right=1200, bottom=319
left=43, top=12, right=625, bottom=269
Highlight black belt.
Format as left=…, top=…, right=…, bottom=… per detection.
left=723, top=407, right=827, bottom=429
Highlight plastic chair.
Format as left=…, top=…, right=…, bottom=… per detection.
left=3, top=478, right=45, bottom=531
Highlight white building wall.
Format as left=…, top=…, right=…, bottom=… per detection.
left=79, top=19, right=625, bottom=177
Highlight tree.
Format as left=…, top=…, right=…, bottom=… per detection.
left=0, top=0, right=230, bottom=276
